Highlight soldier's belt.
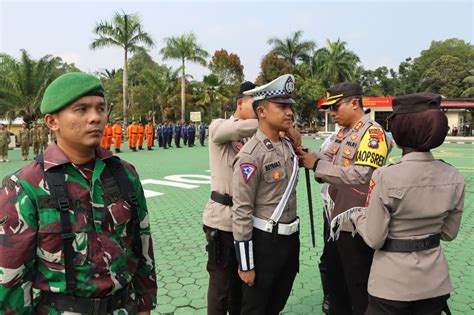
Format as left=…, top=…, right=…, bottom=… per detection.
left=210, top=191, right=233, bottom=206
left=40, top=286, right=129, bottom=315
left=253, top=216, right=299, bottom=236
left=381, top=234, right=440, bottom=252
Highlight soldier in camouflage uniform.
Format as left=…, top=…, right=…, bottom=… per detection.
left=30, top=122, right=41, bottom=155
left=0, top=123, right=11, bottom=162
left=0, top=72, right=157, bottom=314
left=18, top=122, right=31, bottom=160
left=39, top=123, right=50, bottom=153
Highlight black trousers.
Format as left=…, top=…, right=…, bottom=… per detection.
left=326, top=231, right=374, bottom=315
left=204, top=227, right=242, bottom=315
left=241, top=228, right=300, bottom=315
left=200, top=134, right=205, bottom=146
left=366, top=294, right=450, bottom=315
left=175, top=136, right=181, bottom=147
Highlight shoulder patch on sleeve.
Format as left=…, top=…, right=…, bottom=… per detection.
left=240, top=163, right=257, bottom=184
left=354, top=126, right=388, bottom=168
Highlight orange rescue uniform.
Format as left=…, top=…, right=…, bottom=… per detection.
left=138, top=125, right=145, bottom=148
left=130, top=124, right=139, bottom=149
left=145, top=124, right=154, bottom=148
left=112, top=123, right=123, bottom=151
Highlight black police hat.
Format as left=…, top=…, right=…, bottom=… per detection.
left=392, top=92, right=441, bottom=115
left=321, top=82, right=363, bottom=109
left=236, top=81, right=257, bottom=99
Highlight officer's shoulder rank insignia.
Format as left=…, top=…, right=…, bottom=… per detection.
left=354, top=121, right=364, bottom=131
left=343, top=159, right=351, bottom=167
left=343, top=149, right=352, bottom=156
left=263, top=139, right=274, bottom=150
left=331, top=146, right=338, bottom=153
left=336, top=132, right=344, bottom=139
left=350, top=134, right=358, bottom=140
left=240, top=163, right=257, bottom=184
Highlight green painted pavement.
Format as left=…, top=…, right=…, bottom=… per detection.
left=0, top=138, right=473, bottom=314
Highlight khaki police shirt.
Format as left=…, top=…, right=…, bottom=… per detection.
left=232, top=129, right=299, bottom=242
left=203, top=116, right=258, bottom=232
left=314, top=114, right=391, bottom=231
left=352, top=152, right=465, bottom=301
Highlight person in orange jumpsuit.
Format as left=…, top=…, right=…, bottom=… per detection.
left=104, top=122, right=113, bottom=150
left=130, top=120, right=139, bottom=152
left=137, top=122, right=145, bottom=150
left=112, top=118, right=123, bottom=153
left=127, top=123, right=132, bottom=150
left=100, top=127, right=108, bottom=149
left=145, top=121, right=154, bottom=150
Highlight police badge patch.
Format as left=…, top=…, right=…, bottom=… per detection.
left=284, top=76, right=295, bottom=94
left=240, top=163, right=257, bottom=184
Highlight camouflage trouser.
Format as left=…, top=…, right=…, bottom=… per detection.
left=0, top=142, right=8, bottom=157
left=21, top=141, right=30, bottom=156
left=40, top=138, right=48, bottom=153
left=32, top=141, right=40, bottom=155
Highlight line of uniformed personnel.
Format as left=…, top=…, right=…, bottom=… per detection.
left=100, top=119, right=207, bottom=152
left=0, top=122, right=56, bottom=162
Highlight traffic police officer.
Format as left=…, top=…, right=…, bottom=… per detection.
left=232, top=74, right=301, bottom=314
left=298, top=82, right=391, bottom=315
left=351, top=93, right=465, bottom=315
left=203, top=81, right=259, bottom=314
left=19, top=122, right=31, bottom=161
left=0, top=72, right=157, bottom=314
left=0, top=123, right=10, bottom=162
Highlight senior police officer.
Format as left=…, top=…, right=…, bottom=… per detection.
left=203, top=81, right=259, bottom=314
left=350, top=93, right=465, bottom=315
left=0, top=72, right=157, bottom=314
left=233, top=74, right=301, bottom=314
left=298, top=82, right=391, bottom=315
left=19, top=122, right=31, bottom=161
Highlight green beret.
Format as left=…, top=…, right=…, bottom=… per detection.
left=41, top=72, right=104, bottom=114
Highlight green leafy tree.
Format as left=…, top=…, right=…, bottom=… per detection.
left=256, top=53, right=291, bottom=85
left=160, top=33, right=209, bottom=121
left=293, top=76, right=326, bottom=125
left=195, top=74, right=230, bottom=120
left=313, top=38, right=360, bottom=87
left=267, top=30, right=315, bottom=71
left=414, top=39, right=474, bottom=75
left=420, top=55, right=466, bottom=97
left=461, top=69, right=474, bottom=97
left=209, top=49, right=244, bottom=89
left=0, top=50, right=77, bottom=123
left=90, top=11, right=155, bottom=126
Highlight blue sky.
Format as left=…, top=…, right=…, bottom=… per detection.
left=1, top=0, right=472, bottom=81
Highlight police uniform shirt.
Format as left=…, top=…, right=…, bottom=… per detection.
left=232, top=128, right=298, bottom=243
left=202, top=116, right=258, bottom=232
left=352, top=152, right=465, bottom=301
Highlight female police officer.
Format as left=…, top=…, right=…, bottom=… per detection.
left=350, top=92, right=465, bottom=314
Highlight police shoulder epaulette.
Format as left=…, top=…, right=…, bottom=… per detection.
left=241, top=137, right=259, bottom=155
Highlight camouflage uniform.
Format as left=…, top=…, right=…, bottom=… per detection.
left=31, top=125, right=40, bottom=155
left=18, top=127, right=31, bottom=159
left=0, top=127, right=10, bottom=162
left=39, top=125, right=50, bottom=153
left=0, top=143, right=157, bottom=314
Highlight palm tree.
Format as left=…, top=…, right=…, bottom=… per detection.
left=313, top=39, right=360, bottom=87
left=195, top=74, right=229, bottom=120
left=160, top=33, right=209, bottom=121
left=0, top=50, right=67, bottom=123
left=461, top=69, right=474, bottom=97
left=267, top=30, right=315, bottom=71
left=90, top=12, right=154, bottom=126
